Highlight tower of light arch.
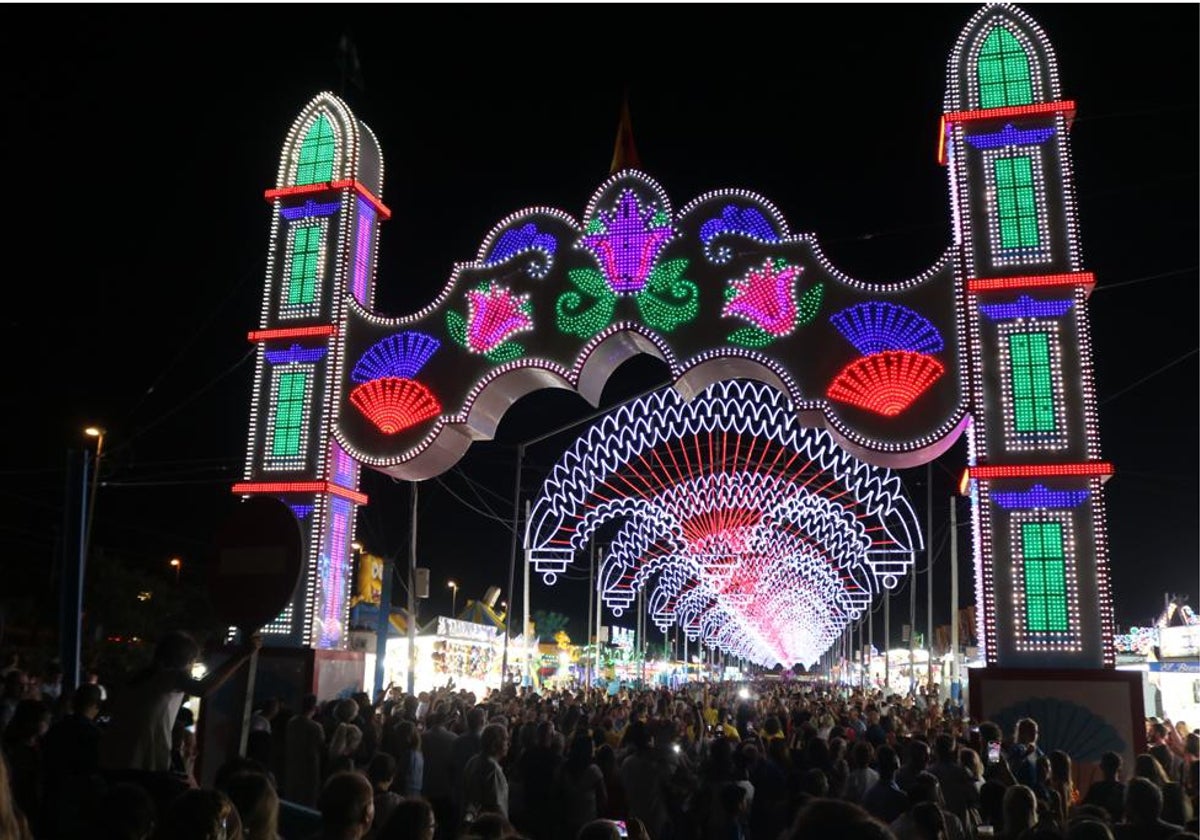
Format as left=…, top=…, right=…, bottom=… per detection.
left=235, top=4, right=1116, bottom=669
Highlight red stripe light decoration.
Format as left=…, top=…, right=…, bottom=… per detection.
left=231, top=481, right=368, bottom=505
left=248, top=325, right=337, bottom=341
left=349, top=377, right=442, bottom=434
left=826, top=351, right=945, bottom=417
left=937, top=100, right=1076, bottom=165
left=967, top=272, right=1096, bottom=294
left=264, top=179, right=392, bottom=220
left=968, top=462, right=1114, bottom=481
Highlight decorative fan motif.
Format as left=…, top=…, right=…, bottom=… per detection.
left=989, top=696, right=1126, bottom=762
left=827, top=352, right=945, bottom=417
left=349, top=378, right=442, bottom=434
left=830, top=301, right=945, bottom=355
left=351, top=331, right=441, bottom=382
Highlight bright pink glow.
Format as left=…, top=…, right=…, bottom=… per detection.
left=723, top=259, right=801, bottom=335
left=466, top=282, right=533, bottom=354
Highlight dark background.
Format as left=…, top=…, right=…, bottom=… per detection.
left=2, top=4, right=1195, bottom=656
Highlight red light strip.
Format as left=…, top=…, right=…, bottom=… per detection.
left=937, top=100, right=1076, bottom=164
left=232, top=481, right=369, bottom=505
left=263, top=179, right=392, bottom=220
left=247, top=325, right=337, bottom=341
left=967, top=272, right=1095, bottom=294
left=968, top=462, right=1113, bottom=481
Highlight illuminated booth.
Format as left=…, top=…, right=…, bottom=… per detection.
left=234, top=4, right=1120, bottom=713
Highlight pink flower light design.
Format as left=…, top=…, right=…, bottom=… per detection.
left=580, top=190, right=674, bottom=294
left=723, top=259, right=802, bottom=336
left=466, top=282, right=533, bottom=354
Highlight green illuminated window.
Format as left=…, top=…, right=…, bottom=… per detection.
left=1021, top=521, right=1068, bottom=632
left=287, top=224, right=322, bottom=306
left=271, top=371, right=309, bottom=457
left=978, top=27, right=1033, bottom=108
left=295, top=114, right=335, bottom=185
left=994, top=156, right=1041, bottom=249
left=1007, top=331, right=1057, bottom=432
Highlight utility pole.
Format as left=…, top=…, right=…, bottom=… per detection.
left=502, top=444, right=524, bottom=689
left=595, top=545, right=603, bottom=692
left=586, top=540, right=595, bottom=689
left=884, top=588, right=890, bottom=691
left=950, top=494, right=960, bottom=701
left=910, top=551, right=916, bottom=695
left=926, top=461, right=934, bottom=690
left=406, top=481, right=418, bottom=696
left=522, top=499, right=531, bottom=687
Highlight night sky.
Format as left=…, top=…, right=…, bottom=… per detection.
left=3, top=4, right=1196, bottom=649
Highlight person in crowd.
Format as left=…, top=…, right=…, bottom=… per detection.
left=1135, top=752, right=1196, bottom=829
left=846, top=740, right=881, bottom=804
left=1008, top=719, right=1044, bottom=789
left=247, top=698, right=281, bottom=770
left=898, top=740, right=932, bottom=794
left=0, top=751, right=33, bottom=840
left=864, top=744, right=911, bottom=825
left=378, top=797, right=437, bottom=840
left=1047, top=749, right=1078, bottom=828
left=39, top=682, right=104, bottom=836
left=287, top=693, right=327, bottom=807
left=365, top=753, right=402, bottom=840
left=910, top=800, right=949, bottom=840
left=1085, top=751, right=1128, bottom=824
left=555, top=733, right=608, bottom=840
left=317, top=771, right=376, bottom=840
left=789, top=798, right=896, bottom=839
left=999, top=784, right=1039, bottom=840
left=97, top=781, right=157, bottom=840
left=462, top=723, right=510, bottom=823
left=451, top=706, right=488, bottom=827
left=224, top=771, right=281, bottom=840
left=329, top=699, right=366, bottom=775
left=388, top=719, right=424, bottom=799
left=154, top=787, right=241, bottom=840
left=0, top=698, right=49, bottom=833
left=416, top=710, right=456, bottom=839
left=1119, top=776, right=1185, bottom=840
left=930, top=732, right=980, bottom=828
left=101, top=630, right=260, bottom=774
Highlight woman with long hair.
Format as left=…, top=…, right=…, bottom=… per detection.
left=0, top=753, right=33, bottom=840
left=1046, top=749, right=1075, bottom=828
left=556, top=734, right=608, bottom=840
left=223, top=772, right=279, bottom=840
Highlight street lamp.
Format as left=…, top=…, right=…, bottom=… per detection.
left=83, top=427, right=105, bottom=559
left=169, top=557, right=182, bottom=584
left=447, top=580, right=458, bottom=617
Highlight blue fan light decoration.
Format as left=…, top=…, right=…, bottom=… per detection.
left=349, top=331, right=443, bottom=434
left=830, top=301, right=945, bottom=355
left=351, top=331, right=441, bottom=383
left=989, top=696, right=1126, bottom=762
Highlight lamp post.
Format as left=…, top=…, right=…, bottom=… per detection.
left=83, top=427, right=104, bottom=560
left=169, top=557, right=182, bottom=584
left=448, top=580, right=458, bottom=618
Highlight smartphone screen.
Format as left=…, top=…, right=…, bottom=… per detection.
left=613, top=820, right=629, bottom=837
left=987, top=740, right=1002, bottom=764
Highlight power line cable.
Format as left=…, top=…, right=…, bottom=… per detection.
left=1100, top=347, right=1198, bottom=405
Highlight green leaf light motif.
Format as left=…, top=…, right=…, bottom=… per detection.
left=445, top=309, right=467, bottom=347
left=555, top=267, right=617, bottom=338
left=635, top=257, right=699, bottom=332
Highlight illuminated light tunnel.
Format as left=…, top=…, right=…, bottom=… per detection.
left=528, top=379, right=921, bottom=667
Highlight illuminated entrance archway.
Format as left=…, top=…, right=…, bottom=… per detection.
left=236, top=4, right=1115, bottom=669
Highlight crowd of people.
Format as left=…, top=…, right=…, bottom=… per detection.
left=1, top=631, right=1198, bottom=840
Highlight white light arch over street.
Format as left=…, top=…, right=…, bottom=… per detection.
left=528, top=380, right=921, bottom=666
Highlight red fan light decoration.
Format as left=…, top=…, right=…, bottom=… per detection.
left=826, top=351, right=945, bottom=417
left=349, top=377, right=441, bottom=434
